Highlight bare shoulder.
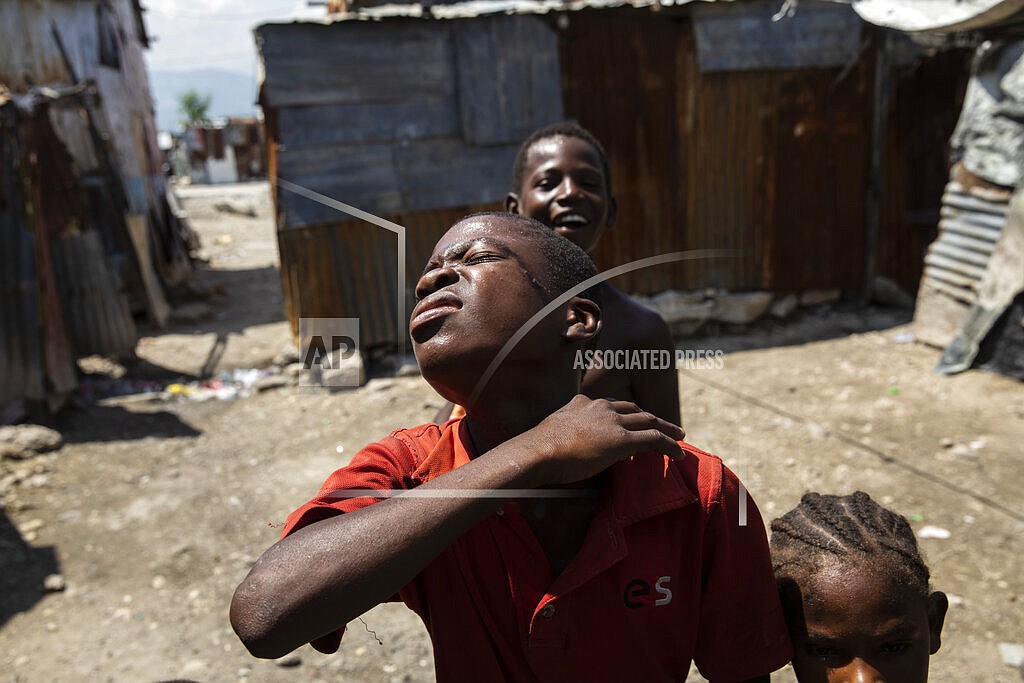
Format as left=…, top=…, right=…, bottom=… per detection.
left=599, top=284, right=673, bottom=349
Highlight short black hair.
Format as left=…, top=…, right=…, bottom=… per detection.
left=457, top=211, right=600, bottom=307
left=770, top=491, right=931, bottom=601
left=511, top=121, right=612, bottom=197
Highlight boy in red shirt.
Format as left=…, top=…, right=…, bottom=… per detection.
left=231, top=212, right=791, bottom=681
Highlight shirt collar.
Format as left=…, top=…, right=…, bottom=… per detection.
left=606, top=449, right=700, bottom=525
left=447, top=417, right=697, bottom=524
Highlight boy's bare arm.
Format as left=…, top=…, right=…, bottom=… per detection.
left=230, top=396, right=684, bottom=659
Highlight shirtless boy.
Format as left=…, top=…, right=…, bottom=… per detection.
left=507, top=122, right=680, bottom=423
left=437, top=123, right=679, bottom=424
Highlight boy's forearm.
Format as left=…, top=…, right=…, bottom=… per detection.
left=231, top=395, right=685, bottom=659
left=230, top=443, right=541, bottom=659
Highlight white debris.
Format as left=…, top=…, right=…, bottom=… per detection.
left=917, top=525, right=952, bottom=540
left=999, top=642, right=1024, bottom=667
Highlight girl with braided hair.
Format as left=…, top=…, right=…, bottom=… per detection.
left=770, top=491, right=948, bottom=682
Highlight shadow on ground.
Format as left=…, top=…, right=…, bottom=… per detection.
left=57, top=404, right=201, bottom=445
left=0, top=509, right=59, bottom=629
left=679, top=304, right=914, bottom=355
left=145, top=265, right=286, bottom=340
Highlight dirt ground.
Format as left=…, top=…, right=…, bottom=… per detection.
left=1, top=182, right=1022, bottom=683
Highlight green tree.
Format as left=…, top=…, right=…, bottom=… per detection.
left=178, top=89, right=212, bottom=128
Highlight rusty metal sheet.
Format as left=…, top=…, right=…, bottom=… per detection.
left=877, top=47, right=973, bottom=293
left=0, top=102, right=79, bottom=417
left=0, top=102, right=44, bottom=416
left=560, top=8, right=873, bottom=295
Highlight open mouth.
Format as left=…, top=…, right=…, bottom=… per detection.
left=553, top=213, right=589, bottom=229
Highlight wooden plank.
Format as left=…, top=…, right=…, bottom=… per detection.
left=125, top=213, right=171, bottom=327
left=258, top=21, right=456, bottom=107
left=452, top=15, right=563, bottom=145
left=913, top=280, right=971, bottom=348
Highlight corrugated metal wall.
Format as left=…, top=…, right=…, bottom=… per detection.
left=879, top=47, right=973, bottom=292
left=0, top=102, right=79, bottom=419
left=560, top=8, right=970, bottom=295
left=268, top=6, right=971, bottom=350
left=261, top=14, right=563, bottom=349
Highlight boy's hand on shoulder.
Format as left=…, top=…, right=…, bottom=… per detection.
left=515, top=394, right=685, bottom=486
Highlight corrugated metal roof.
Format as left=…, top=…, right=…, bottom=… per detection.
left=921, top=181, right=1008, bottom=302
left=853, top=0, right=1024, bottom=33
left=272, top=0, right=715, bottom=22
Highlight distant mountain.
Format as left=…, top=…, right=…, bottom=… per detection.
left=150, top=68, right=259, bottom=132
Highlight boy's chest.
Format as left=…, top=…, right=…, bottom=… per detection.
left=520, top=499, right=598, bottom=576
left=416, top=506, right=704, bottom=677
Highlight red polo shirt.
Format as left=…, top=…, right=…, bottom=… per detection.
left=282, top=419, right=791, bottom=682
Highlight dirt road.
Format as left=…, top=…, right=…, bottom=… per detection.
left=1, top=183, right=1021, bottom=682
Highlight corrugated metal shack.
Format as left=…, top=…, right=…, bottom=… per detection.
left=0, top=1, right=195, bottom=420
left=257, top=0, right=971, bottom=351
left=850, top=0, right=1024, bottom=379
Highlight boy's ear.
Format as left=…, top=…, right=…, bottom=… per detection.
left=927, top=591, right=948, bottom=654
left=563, top=296, right=601, bottom=342
left=505, top=192, right=521, bottom=215
left=605, top=196, right=618, bottom=229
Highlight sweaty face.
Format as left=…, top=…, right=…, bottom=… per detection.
left=787, top=566, right=943, bottom=683
left=513, top=135, right=612, bottom=253
left=410, top=218, right=556, bottom=389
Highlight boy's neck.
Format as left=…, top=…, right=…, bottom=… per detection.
left=461, top=385, right=576, bottom=455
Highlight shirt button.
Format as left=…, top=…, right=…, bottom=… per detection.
left=540, top=604, right=556, bottom=618
left=495, top=507, right=504, bottom=516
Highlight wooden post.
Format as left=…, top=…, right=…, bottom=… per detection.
left=863, top=28, right=892, bottom=304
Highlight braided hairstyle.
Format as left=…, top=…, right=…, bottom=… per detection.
left=770, top=491, right=931, bottom=602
